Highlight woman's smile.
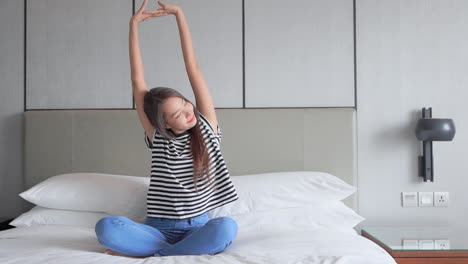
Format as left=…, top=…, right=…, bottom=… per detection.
left=188, top=115, right=196, bottom=123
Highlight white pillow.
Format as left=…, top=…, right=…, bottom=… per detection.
left=209, top=171, right=356, bottom=216
left=228, top=201, right=364, bottom=232
left=10, top=206, right=112, bottom=228
left=19, top=171, right=355, bottom=221
left=19, top=173, right=149, bottom=221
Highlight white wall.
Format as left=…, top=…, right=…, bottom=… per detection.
left=0, top=0, right=25, bottom=218
left=26, top=0, right=132, bottom=109
left=245, top=0, right=355, bottom=107
left=136, top=0, right=244, bottom=108
left=356, top=0, right=468, bottom=229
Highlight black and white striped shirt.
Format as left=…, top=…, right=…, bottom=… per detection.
left=144, top=113, right=238, bottom=219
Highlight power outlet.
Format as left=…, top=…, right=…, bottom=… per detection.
left=434, top=192, right=449, bottom=207
left=435, top=239, right=450, bottom=249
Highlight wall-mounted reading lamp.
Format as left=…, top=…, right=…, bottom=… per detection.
left=414, top=107, right=456, bottom=182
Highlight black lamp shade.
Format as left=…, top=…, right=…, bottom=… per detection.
left=415, top=107, right=456, bottom=182
left=415, top=118, right=456, bottom=141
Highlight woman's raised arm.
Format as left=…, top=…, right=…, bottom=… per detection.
left=146, top=1, right=219, bottom=132
left=130, top=0, right=167, bottom=86
left=129, top=20, right=146, bottom=86
left=130, top=0, right=168, bottom=139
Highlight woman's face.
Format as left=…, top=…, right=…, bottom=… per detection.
left=163, top=96, right=197, bottom=133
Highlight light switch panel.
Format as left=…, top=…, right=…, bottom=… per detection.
left=419, top=240, right=435, bottom=249
left=402, top=192, right=418, bottom=207
left=418, top=192, right=434, bottom=207
left=403, top=239, right=419, bottom=249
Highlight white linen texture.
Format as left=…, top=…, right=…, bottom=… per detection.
left=10, top=201, right=364, bottom=231
left=19, top=173, right=149, bottom=222
left=10, top=206, right=112, bottom=228
left=0, top=225, right=396, bottom=264
left=0, top=171, right=394, bottom=264
left=17, top=171, right=360, bottom=228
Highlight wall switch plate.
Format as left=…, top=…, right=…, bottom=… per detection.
left=418, top=192, right=434, bottom=207
left=435, top=239, right=450, bottom=249
left=402, top=192, right=418, bottom=207
left=419, top=240, right=435, bottom=249
left=434, top=192, right=449, bottom=207
left=403, top=239, right=419, bottom=249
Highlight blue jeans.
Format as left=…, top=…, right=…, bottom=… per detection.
left=95, top=213, right=238, bottom=257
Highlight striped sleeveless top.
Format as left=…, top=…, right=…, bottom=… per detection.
left=144, top=113, right=238, bottom=219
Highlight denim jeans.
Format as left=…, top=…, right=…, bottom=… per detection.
left=95, top=213, right=238, bottom=257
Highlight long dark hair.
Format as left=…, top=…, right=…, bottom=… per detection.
left=143, top=87, right=215, bottom=192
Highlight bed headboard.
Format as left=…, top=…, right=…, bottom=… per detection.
left=24, top=108, right=358, bottom=210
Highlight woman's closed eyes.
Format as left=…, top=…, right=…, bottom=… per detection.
left=175, top=100, right=188, bottom=119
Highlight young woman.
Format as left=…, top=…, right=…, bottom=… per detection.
left=94, top=0, right=239, bottom=258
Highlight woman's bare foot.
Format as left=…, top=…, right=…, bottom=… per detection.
left=103, top=249, right=148, bottom=259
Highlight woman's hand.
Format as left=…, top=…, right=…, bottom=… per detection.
left=143, top=1, right=180, bottom=17
left=130, top=0, right=168, bottom=24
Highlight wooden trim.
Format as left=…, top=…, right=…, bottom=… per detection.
left=393, top=251, right=468, bottom=258
left=395, top=258, right=468, bottom=264
left=362, top=229, right=394, bottom=255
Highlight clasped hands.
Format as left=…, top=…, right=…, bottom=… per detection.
left=131, top=0, right=180, bottom=24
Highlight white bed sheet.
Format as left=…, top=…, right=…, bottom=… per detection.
left=0, top=224, right=395, bottom=264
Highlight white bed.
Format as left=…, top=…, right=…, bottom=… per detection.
left=0, top=224, right=394, bottom=264
left=0, top=171, right=396, bottom=264
left=4, top=109, right=396, bottom=263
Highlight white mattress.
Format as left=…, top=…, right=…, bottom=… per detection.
left=0, top=224, right=395, bottom=264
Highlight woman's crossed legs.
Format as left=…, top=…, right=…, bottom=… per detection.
left=95, top=215, right=237, bottom=258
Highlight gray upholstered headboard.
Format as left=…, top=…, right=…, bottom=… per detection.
left=24, top=108, right=357, bottom=210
